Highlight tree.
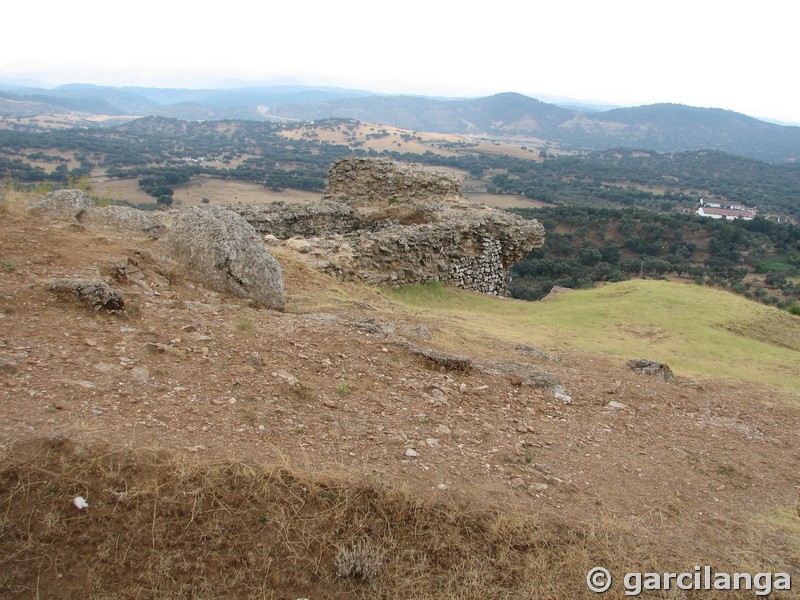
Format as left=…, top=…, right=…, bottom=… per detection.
left=764, top=272, right=788, bottom=289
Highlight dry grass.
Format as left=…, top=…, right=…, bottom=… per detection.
left=0, top=187, right=38, bottom=217
left=0, top=438, right=795, bottom=599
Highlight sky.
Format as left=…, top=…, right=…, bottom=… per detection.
left=2, top=0, right=799, bottom=123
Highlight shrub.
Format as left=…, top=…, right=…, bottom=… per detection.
left=233, top=316, right=256, bottom=332
left=335, top=539, right=383, bottom=581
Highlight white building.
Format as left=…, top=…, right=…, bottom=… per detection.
left=696, top=206, right=757, bottom=221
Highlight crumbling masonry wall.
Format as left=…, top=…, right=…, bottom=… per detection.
left=230, top=158, right=545, bottom=295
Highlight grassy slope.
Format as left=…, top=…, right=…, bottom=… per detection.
left=387, top=279, right=800, bottom=395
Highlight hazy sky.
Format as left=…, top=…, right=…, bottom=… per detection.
left=2, top=0, right=798, bottom=123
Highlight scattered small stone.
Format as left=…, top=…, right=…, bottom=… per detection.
left=607, top=400, right=627, bottom=409
left=529, top=483, right=549, bottom=493
left=509, top=477, right=525, bottom=488
left=90, top=408, right=104, bottom=416
left=512, top=344, right=562, bottom=362
left=228, top=397, right=237, bottom=405
left=323, top=399, right=339, bottom=409
left=555, top=391, right=572, bottom=404
left=248, top=351, right=264, bottom=366
left=434, top=424, right=452, bottom=435
left=130, top=367, right=149, bottom=385
left=436, top=483, right=449, bottom=490
left=63, top=379, right=96, bottom=389
left=679, top=379, right=707, bottom=391
left=405, top=448, right=419, bottom=457
left=0, top=359, right=19, bottom=375
left=425, top=438, right=439, bottom=447
left=516, top=424, right=528, bottom=433
left=145, top=342, right=172, bottom=354
left=273, top=369, right=299, bottom=386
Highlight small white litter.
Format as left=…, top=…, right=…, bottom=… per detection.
left=73, top=496, right=89, bottom=510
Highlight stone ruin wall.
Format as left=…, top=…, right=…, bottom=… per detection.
left=231, top=157, right=545, bottom=296
left=233, top=200, right=358, bottom=239
left=322, top=157, right=462, bottom=208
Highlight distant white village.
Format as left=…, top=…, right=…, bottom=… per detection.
left=696, top=198, right=757, bottom=221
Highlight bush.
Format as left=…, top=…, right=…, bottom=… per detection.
left=335, top=539, right=384, bottom=580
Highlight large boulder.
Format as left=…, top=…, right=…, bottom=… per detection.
left=27, top=189, right=93, bottom=219
left=156, top=206, right=285, bottom=310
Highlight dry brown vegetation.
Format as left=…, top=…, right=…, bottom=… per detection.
left=0, top=191, right=798, bottom=598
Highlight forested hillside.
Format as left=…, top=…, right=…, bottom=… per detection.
left=509, top=206, right=800, bottom=313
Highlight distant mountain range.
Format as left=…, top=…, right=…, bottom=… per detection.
left=1, top=83, right=799, bottom=163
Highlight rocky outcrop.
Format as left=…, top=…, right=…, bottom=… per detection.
left=626, top=358, right=674, bottom=382
left=243, top=157, right=545, bottom=296
left=155, top=206, right=285, bottom=310
left=27, top=189, right=93, bottom=219
left=46, top=279, right=125, bottom=313
left=79, top=206, right=170, bottom=237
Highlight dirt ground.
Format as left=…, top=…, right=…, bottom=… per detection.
left=1, top=202, right=799, bottom=596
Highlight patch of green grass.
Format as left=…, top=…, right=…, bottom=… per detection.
left=386, top=280, right=800, bottom=394
left=335, top=381, right=352, bottom=396
left=756, top=257, right=799, bottom=273
left=2, top=260, right=16, bottom=272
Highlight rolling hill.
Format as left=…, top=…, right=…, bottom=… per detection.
left=1, top=83, right=799, bottom=162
